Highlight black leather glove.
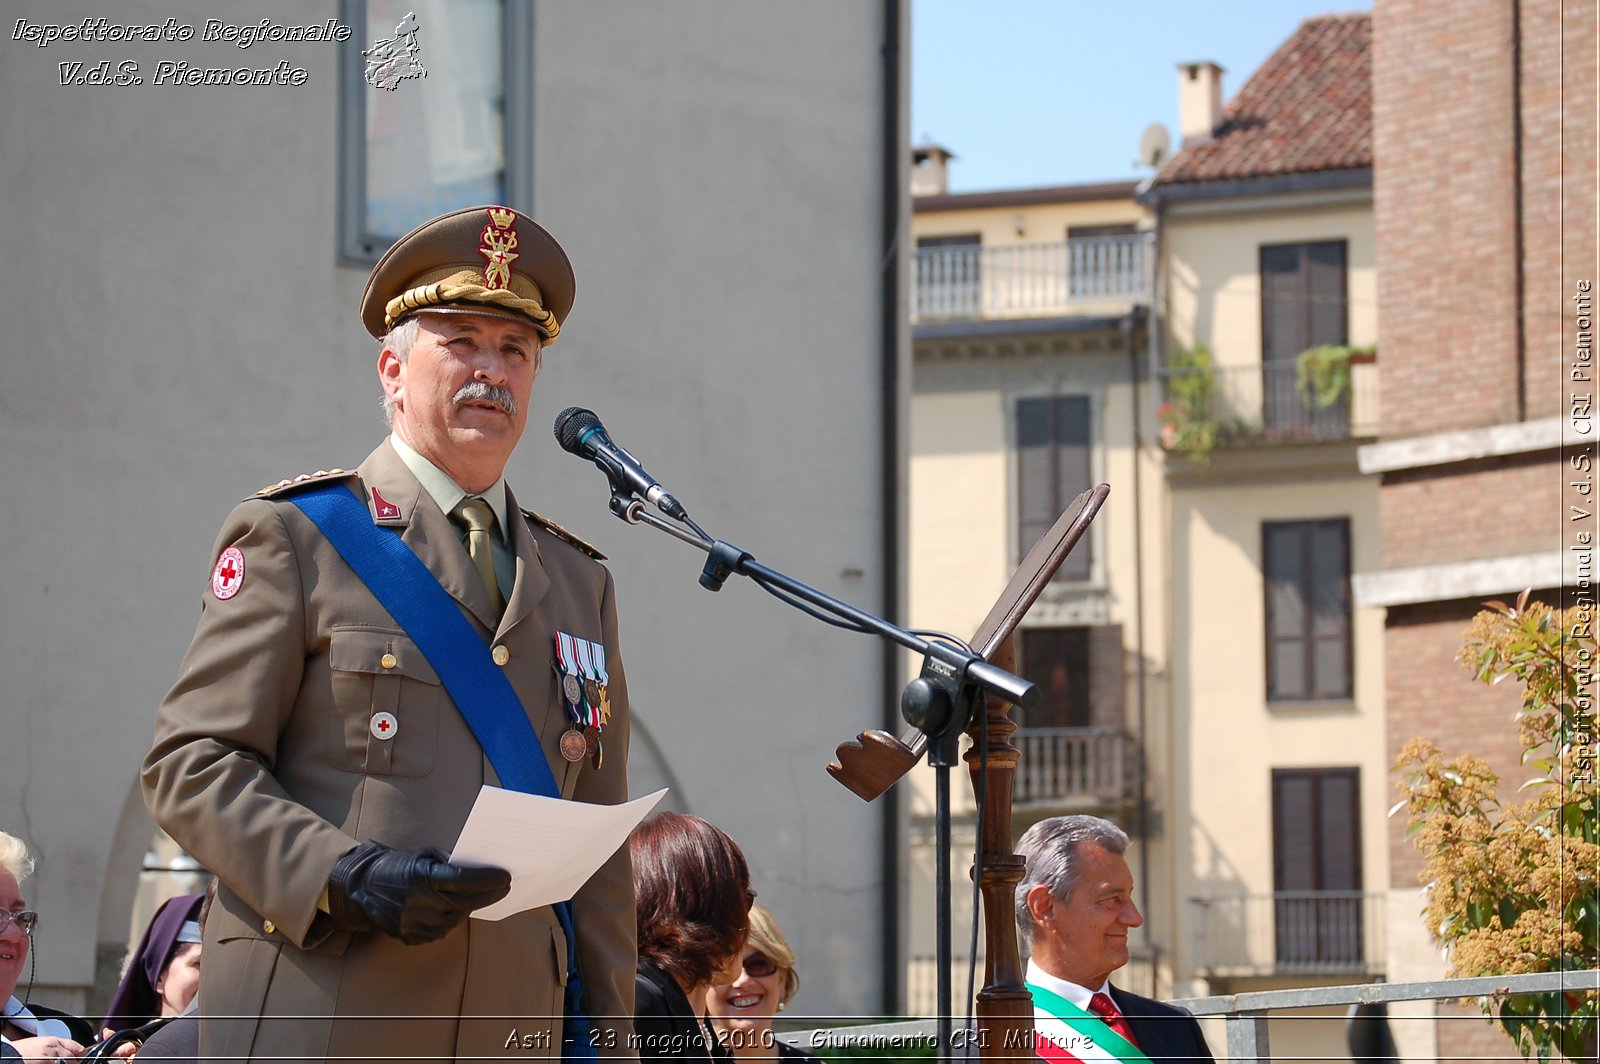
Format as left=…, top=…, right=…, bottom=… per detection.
left=326, top=841, right=512, bottom=945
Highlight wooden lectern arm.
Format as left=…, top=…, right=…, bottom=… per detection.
left=827, top=484, right=1110, bottom=800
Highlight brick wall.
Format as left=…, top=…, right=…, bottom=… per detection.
left=1374, top=0, right=1520, bottom=438
left=1373, top=0, right=1596, bottom=437
left=1378, top=452, right=1564, bottom=569
left=1437, top=999, right=1522, bottom=1062
left=1383, top=598, right=1543, bottom=890
left=1369, top=2, right=1592, bottom=1055
left=1521, top=0, right=1599, bottom=422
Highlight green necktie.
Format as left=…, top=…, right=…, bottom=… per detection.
left=452, top=496, right=505, bottom=618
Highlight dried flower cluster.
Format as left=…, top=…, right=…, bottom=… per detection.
left=1395, top=596, right=1597, bottom=1062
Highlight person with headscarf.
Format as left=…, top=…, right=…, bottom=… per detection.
left=100, top=893, right=204, bottom=1040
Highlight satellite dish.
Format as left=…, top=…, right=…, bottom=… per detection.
left=1138, top=123, right=1171, bottom=168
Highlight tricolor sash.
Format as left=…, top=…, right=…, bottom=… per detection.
left=1026, top=982, right=1152, bottom=1064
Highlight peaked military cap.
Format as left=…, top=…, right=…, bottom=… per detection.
left=361, top=205, right=576, bottom=343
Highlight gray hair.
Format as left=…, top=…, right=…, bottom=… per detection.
left=0, top=832, right=36, bottom=884
left=378, top=317, right=422, bottom=427
left=1013, top=815, right=1130, bottom=950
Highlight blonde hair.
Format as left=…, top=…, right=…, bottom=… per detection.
left=0, top=832, right=36, bottom=883
left=745, top=904, right=800, bottom=1006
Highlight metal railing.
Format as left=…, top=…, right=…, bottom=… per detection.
left=913, top=235, right=1150, bottom=322
left=1013, top=727, right=1136, bottom=807
left=1189, top=892, right=1387, bottom=977
left=1177, top=968, right=1600, bottom=1064
left=784, top=970, right=1600, bottom=1062
left=1158, top=356, right=1379, bottom=447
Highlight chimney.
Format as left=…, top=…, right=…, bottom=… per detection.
left=910, top=143, right=954, bottom=197
left=1177, top=62, right=1224, bottom=145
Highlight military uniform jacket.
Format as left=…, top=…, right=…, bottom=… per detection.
left=142, top=440, right=637, bottom=1062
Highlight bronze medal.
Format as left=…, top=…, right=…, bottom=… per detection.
left=559, top=727, right=587, bottom=762
left=562, top=673, right=582, bottom=706
left=584, top=677, right=602, bottom=706
left=583, top=725, right=600, bottom=757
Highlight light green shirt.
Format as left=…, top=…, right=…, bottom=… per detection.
left=388, top=433, right=516, bottom=600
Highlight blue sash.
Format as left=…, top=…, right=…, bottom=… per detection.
left=290, top=482, right=596, bottom=1062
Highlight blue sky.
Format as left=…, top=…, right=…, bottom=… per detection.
left=911, top=0, right=1372, bottom=192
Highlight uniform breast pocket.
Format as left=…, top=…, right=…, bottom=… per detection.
left=328, top=627, right=441, bottom=777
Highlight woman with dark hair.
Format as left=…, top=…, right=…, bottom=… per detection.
left=630, top=812, right=753, bottom=1064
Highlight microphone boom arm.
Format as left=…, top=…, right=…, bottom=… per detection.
left=612, top=497, right=1038, bottom=711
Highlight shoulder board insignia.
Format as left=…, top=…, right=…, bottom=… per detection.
left=521, top=508, right=605, bottom=560
left=256, top=468, right=353, bottom=497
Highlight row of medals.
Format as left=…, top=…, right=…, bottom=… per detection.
left=558, top=672, right=609, bottom=769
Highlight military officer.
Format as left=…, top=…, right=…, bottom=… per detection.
left=143, top=206, right=637, bottom=1061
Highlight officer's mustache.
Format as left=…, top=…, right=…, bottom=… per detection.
left=453, top=381, right=518, bottom=418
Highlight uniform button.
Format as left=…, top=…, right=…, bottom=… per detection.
left=492, top=645, right=510, bottom=666
left=380, top=652, right=397, bottom=670
left=262, top=919, right=276, bottom=935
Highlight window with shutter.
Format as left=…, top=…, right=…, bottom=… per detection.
left=1259, top=241, right=1348, bottom=433
left=1271, top=768, right=1363, bottom=968
left=1019, top=627, right=1092, bottom=729
left=1264, top=519, right=1352, bottom=701
left=1016, top=396, right=1092, bottom=582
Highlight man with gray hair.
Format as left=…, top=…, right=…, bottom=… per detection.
left=1015, top=815, right=1213, bottom=1063
left=143, top=206, right=637, bottom=1061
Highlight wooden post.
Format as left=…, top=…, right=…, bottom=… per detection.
left=965, top=633, right=1035, bottom=1061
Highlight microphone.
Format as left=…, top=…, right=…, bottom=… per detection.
left=554, top=407, right=688, bottom=520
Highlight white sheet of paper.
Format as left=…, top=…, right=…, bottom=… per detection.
left=452, top=785, right=668, bottom=921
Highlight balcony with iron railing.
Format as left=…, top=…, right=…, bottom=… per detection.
left=1012, top=726, right=1138, bottom=808
left=1189, top=891, right=1387, bottom=978
left=913, top=234, right=1150, bottom=323
left=944, top=727, right=1137, bottom=818
left=1157, top=354, right=1379, bottom=454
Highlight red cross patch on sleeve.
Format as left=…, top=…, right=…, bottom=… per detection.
left=212, top=546, right=246, bottom=600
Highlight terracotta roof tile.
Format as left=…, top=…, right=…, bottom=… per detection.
left=1153, top=12, right=1371, bottom=186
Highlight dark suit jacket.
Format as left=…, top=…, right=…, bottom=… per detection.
left=634, top=964, right=732, bottom=1064
left=1112, top=984, right=1215, bottom=1064
left=143, top=441, right=637, bottom=1061
left=128, top=1013, right=196, bottom=1063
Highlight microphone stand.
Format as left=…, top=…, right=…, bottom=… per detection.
left=608, top=491, right=1038, bottom=1058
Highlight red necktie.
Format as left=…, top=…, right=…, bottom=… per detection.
left=1088, top=992, right=1140, bottom=1048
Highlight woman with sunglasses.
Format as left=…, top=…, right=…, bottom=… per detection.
left=703, top=905, right=817, bottom=1062
left=1, top=831, right=95, bottom=1060
left=631, top=812, right=754, bottom=1064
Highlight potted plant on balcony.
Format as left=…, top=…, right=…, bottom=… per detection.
left=1159, top=343, right=1221, bottom=462
left=1296, top=343, right=1375, bottom=411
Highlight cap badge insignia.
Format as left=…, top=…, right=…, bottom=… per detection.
left=212, top=546, right=246, bottom=601
left=479, top=207, right=520, bottom=291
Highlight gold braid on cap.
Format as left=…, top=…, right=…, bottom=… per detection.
left=384, top=272, right=560, bottom=342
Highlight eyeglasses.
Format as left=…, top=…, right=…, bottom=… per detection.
left=741, top=952, right=778, bottom=979
left=0, top=911, right=38, bottom=935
